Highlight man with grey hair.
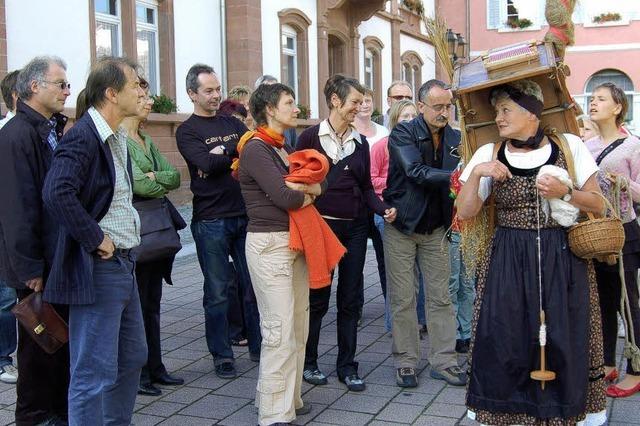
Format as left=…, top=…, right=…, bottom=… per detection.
left=374, top=80, right=414, bottom=128
left=176, top=64, right=260, bottom=379
left=0, top=55, right=70, bottom=425
left=254, top=74, right=278, bottom=89
left=384, top=79, right=464, bottom=389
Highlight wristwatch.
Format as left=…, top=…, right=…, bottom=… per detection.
left=562, top=186, right=573, bottom=202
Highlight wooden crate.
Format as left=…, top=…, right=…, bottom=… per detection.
left=452, top=42, right=579, bottom=153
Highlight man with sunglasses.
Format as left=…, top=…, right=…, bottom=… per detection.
left=375, top=80, right=414, bottom=128
left=383, top=79, right=463, bottom=389
left=0, top=56, right=70, bottom=426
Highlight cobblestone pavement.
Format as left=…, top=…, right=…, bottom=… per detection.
left=0, top=207, right=638, bottom=424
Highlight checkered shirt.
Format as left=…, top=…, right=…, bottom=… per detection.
left=88, top=107, right=141, bottom=249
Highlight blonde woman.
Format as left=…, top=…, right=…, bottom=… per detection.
left=577, top=114, right=600, bottom=142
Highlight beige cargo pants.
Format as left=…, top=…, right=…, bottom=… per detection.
left=245, top=231, right=310, bottom=426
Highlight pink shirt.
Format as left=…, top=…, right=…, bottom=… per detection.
left=586, top=134, right=640, bottom=222
left=370, top=136, right=389, bottom=199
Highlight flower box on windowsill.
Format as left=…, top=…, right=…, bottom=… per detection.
left=504, top=17, right=533, bottom=30
left=401, top=0, right=424, bottom=16
left=592, top=12, right=621, bottom=24
left=583, top=18, right=629, bottom=28
left=498, top=24, right=541, bottom=33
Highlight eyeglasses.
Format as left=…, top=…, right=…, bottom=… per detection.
left=41, top=80, right=71, bottom=90
left=424, top=103, right=454, bottom=113
left=389, top=95, right=413, bottom=101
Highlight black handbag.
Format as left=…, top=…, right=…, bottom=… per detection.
left=131, top=196, right=185, bottom=263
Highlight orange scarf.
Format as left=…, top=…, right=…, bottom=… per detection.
left=286, top=149, right=346, bottom=288
left=231, top=126, right=285, bottom=171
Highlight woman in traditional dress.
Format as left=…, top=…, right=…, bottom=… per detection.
left=457, top=79, right=607, bottom=424
left=587, top=82, right=640, bottom=398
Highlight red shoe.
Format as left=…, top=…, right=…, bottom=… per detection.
left=606, top=381, right=640, bottom=398
left=604, top=368, right=619, bottom=383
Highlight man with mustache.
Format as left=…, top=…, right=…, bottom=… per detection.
left=383, top=79, right=464, bottom=388
left=176, top=64, right=260, bottom=379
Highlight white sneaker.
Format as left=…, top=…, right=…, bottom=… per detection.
left=0, top=364, right=18, bottom=384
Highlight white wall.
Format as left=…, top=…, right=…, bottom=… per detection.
left=174, top=0, right=223, bottom=113
left=358, top=15, right=392, bottom=109
left=6, top=0, right=92, bottom=108
left=400, top=34, right=436, bottom=84
left=261, top=1, right=318, bottom=118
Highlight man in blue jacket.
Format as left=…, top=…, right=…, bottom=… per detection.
left=0, top=55, right=70, bottom=426
left=383, top=79, right=464, bottom=389
left=43, top=57, right=147, bottom=426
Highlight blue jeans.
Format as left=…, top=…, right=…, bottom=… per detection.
left=0, top=280, right=16, bottom=367
left=191, top=216, right=261, bottom=364
left=68, top=255, right=147, bottom=426
left=448, top=231, right=475, bottom=340
left=375, top=215, right=426, bottom=332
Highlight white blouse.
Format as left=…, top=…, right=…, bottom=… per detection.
left=459, top=133, right=598, bottom=201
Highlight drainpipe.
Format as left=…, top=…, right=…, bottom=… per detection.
left=220, top=0, right=228, bottom=96
left=465, top=0, right=471, bottom=59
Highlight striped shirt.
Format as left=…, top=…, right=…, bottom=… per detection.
left=88, top=107, right=140, bottom=249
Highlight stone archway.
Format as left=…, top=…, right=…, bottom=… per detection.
left=316, top=0, right=387, bottom=117
left=328, top=33, right=348, bottom=77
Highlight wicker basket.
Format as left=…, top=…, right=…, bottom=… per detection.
left=568, top=195, right=625, bottom=260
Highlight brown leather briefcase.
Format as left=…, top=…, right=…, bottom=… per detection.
left=11, top=292, right=69, bottom=354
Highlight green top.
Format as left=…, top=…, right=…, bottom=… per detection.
left=127, top=133, right=181, bottom=198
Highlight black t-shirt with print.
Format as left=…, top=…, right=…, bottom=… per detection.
left=176, top=114, right=248, bottom=221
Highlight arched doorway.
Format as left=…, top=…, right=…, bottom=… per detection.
left=328, top=34, right=346, bottom=77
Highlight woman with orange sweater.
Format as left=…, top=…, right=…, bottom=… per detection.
left=238, top=83, right=323, bottom=426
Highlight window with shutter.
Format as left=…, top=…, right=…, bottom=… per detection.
left=487, top=0, right=501, bottom=29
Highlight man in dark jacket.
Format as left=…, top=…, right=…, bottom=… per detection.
left=43, top=57, right=147, bottom=426
left=0, top=56, right=70, bottom=426
left=383, top=79, right=464, bottom=389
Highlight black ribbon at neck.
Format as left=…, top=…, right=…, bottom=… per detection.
left=595, top=138, right=626, bottom=165
left=509, top=126, right=545, bottom=149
